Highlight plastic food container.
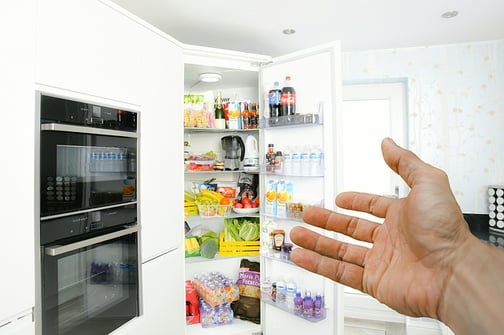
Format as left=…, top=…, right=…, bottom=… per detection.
left=197, top=204, right=232, bottom=217
left=186, top=160, right=215, bottom=171
left=287, top=201, right=322, bottom=220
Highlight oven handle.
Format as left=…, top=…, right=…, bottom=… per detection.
left=41, top=123, right=138, bottom=138
left=45, top=225, right=140, bottom=256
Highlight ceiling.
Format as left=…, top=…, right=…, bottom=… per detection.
left=111, top=0, right=504, bottom=91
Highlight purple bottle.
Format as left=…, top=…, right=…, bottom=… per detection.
left=302, top=290, right=314, bottom=318
left=294, top=290, right=303, bottom=315
left=314, top=293, right=324, bottom=318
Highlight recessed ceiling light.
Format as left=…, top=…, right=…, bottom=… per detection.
left=199, top=73, right=222, bottom=83
left=441, top=10, right=458, bottom=19
left=282, top=28, right=296, bottom=35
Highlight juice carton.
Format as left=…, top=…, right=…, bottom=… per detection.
left=276, top=180, right=292, bottom=218
left=227, top=101, right=241, bottom=130
left=265, top=179, right=277, bottom=216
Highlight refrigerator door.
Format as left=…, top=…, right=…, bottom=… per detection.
left=259, top=42, right=344, bottom=335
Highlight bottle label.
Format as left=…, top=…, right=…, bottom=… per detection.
left=280, top=92, right=296, bottom=105
left=269, top=90, right=280, bottom=104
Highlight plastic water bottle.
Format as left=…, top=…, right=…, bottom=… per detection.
left=283, top=149, right=293, bottom=175
left=291, top=148, right=301, bottom=176
left=286, top=281, right=297, bottom=311
left=276, top=279, right=287, bottom=307
left=309, top=146, right=323, bottom=176
left=300, top=146, right=310, bottom=176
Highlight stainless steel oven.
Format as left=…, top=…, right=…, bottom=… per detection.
left=37, top=93, right=140, bottom=335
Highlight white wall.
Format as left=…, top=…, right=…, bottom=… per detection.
left=343, top=39, right=504, bottom=213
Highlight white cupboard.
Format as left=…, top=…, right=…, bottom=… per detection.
left=0, top=0, right=36, bottom=332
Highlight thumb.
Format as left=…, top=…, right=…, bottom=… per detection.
left=381, top=137, right=426, bottom=188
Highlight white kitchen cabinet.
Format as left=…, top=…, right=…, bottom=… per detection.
left=111, top=248, right=185, bottom=335
left=35, top=0, right=143, bottom=105
left=33, top=1, right=185, bottom=334
left=0, top=311, right=35, bottom=335
left=0, top=0, right=36, bottom=330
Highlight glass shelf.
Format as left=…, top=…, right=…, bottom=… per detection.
left=261, top=295, right=327, bottom=323
left=260, top=114, right=323, bottom=129
left=184, top=127, right=259, bottom=134
left=185, top=169, right=259, bottom=175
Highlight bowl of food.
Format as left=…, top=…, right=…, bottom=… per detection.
left=232, top=207, right=259, bottom=215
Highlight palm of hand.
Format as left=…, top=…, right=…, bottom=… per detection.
left=344, top=176, right=468, bottom=318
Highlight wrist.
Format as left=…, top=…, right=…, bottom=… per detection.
left=439, top=234, right=504, bottom=334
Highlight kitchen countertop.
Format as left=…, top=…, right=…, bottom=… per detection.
left=464, top=213, right=504, bottom=249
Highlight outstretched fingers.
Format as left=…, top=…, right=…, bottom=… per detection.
left=290, top=226, right=369, bottom=267
left=290, top=229, right=365, bottom=290
left=302, top=206, right=383, bottom=243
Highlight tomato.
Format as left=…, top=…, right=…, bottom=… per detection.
left=235, top=203, right=244, bottom=208
left=241, top=197, right=252, bottom=205
left=244, top=203, right=252, bottom=209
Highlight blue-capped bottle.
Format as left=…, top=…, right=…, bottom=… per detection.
left=268, top=81, right=281, bottom=118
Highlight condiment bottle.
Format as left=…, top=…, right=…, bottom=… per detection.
left=272, top=229, right=285, bottom=251
left=266, top=144, right=276, bottom=172
left=242, top=102, right=250, bottom=129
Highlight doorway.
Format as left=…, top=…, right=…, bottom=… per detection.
left=340, top=80, right=407, bottom=200
left=339, top=80, right=409, bottom=330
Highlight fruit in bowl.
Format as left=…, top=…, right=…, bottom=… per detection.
left=233, top=197, right=258, bottom=208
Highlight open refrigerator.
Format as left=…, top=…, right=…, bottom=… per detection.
left=183, top=42, right=343, bottom=335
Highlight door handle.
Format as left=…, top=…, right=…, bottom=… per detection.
left=45, top=225, right=140, bottom=256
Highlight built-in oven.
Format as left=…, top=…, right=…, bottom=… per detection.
left=41, top=210, right=139, bottom=335
left=37, top=93, right=140, bottom=335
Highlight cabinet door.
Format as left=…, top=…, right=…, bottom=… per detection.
left=137, top=20, right=184, bottom=260
left=36, top=0, right=143, bottom=104
left=259, top=42, right=344, bottom=335
left=0, top=0, right=36, bottom=325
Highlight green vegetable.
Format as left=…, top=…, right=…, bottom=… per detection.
left=225, top=219, right=242, bottom=241
left=238, top=222, right=260, bottom=241
left=200, top=239, right=219, bottom=258
left=200, top=231, right=219, bottom=244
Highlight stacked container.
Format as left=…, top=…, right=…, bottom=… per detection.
left=488, top=185, right=504, bottom=232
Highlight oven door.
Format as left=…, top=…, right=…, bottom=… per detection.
left=41, top=226, right=140, bottom=335
left=40, top=124, right=137, bottom=218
